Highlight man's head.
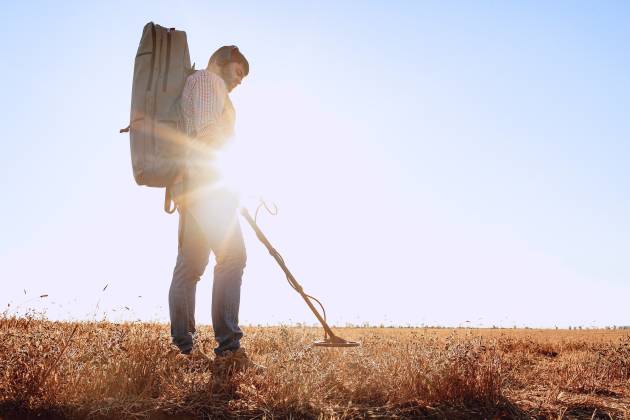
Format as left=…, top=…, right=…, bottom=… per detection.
left=207, top=45, right=249, bottom=92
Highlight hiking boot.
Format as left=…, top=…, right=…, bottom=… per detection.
left=185, top=347, right=212, bottom=362
left=212, top=348, right=265, bottom=375
left=171, top=346, right=212, bottom=366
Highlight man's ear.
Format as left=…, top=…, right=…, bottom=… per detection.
left=227, top=45, right=238, bottom=60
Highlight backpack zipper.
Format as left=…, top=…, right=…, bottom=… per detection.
left=162, top=29, right=172, bottom=92
left=151, top=35, right=163, bottom=157
left=146, top=23, right=156, bottom=91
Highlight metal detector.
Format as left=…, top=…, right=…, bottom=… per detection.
left=240, top=207, right=360, bottom=348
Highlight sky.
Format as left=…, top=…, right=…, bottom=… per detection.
left=0, top=1, right=628, bottom=328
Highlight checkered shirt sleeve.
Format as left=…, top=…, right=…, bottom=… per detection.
left=181, top=71, right=228, bottom=138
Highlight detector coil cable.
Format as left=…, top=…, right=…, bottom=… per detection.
left=241, top=198, right=359, bottom=347
left=254, top=199, right=329, bottom=339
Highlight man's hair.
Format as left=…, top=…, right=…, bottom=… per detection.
left=207, top=46, right=249, bottom=75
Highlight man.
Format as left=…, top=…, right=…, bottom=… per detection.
left=168, top=45, right=253, bottom=369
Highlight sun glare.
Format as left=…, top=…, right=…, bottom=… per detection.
left=213, top=141, right=267, bottom=209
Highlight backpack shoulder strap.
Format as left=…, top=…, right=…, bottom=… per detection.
left=164, top=187, right=176, bottom=214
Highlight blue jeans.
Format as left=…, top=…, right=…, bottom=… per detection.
left=168, top=188, right=246, bottom=355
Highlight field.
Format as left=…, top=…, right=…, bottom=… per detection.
left=0, top=316, right=628, bottom=419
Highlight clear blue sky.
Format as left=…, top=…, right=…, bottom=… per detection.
left=1, top=1, right=628, bottom=327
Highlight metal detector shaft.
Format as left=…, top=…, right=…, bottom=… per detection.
left=240, top=207, right=338, bottom=339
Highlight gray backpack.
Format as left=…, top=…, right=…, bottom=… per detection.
left=121, top=22, right=194, bottom=213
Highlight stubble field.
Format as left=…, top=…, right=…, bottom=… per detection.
left=0, top=316, right=628, bottom=419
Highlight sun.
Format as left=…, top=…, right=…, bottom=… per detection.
left=213, top=140, right=265, bottom=207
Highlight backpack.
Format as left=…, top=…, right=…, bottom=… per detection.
left=120, top=22, right=194, bottom=213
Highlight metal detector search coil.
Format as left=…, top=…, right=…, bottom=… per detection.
left=240, top=207, right=360, bottom=348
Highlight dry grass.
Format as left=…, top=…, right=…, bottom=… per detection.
left=0, top=314, right=628, bottom=419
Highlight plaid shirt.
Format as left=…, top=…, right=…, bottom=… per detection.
left=173, top=70, right=237, bottom=202
left=181, top=69, right=235, bottom=143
